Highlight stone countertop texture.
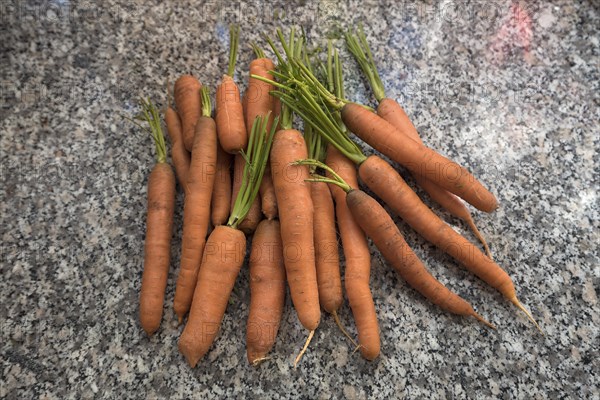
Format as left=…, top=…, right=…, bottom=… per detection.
left=1, top=1, right=598, bottom=399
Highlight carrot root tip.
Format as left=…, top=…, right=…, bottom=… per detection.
left=511, top=296, right=543, bottom=334
left=351, top=344, right=362, bottom=355
left=466, top=216, right=494, bottom=261
left=472, top=312, right=497, bottom=330
left=293, top=330, right=315, bottom=368
left=332, top=310, right=358, bottom=348
left=251, top=356, right=271, bottom=367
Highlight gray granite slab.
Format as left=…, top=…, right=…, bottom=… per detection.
left=1, top=1, right=598, bottom=399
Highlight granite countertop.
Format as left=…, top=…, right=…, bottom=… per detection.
left=2, top=1, right=598, bottom=398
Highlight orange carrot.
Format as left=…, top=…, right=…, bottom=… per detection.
left=215, top=24, right=247, bottom=154
left=174, top=75, right=202, bottom=152
left=135, top=98, right=176, bottom=336
left=211, top=143, right=232, bottom=226
left=326, top=145, right=379, bottom=360
left=173, top=88, right=217, bottom=323
left=230, top=153, right=263, bottom=234
left=165, top=106, right=190, bottom=189
left=246, top=219, right=286, bottom=365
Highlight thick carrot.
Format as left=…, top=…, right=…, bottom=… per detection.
left=136, top=99, right=176, bottom=336
left=174, top=75, right=202, bottom=152
left=326, top=146, right=379, bottom=360
left=211, top=143, right=232, bottom=226
left=299, top=160, right=493, bottom=328
left=246, top=219, right=286, bottom=365
left=271, top=129, right=320, bottom=364
left=216, top=25, right=247, bottom=154
left=179, top=114, right=278, bottom=367
left=165, top=107, right=190, bottom=189
left=173, top=88, right=217, bottom=323
left=341, top=103, right=498, bottom=213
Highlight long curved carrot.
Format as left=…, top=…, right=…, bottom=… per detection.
left=346, top=28, right=492, bottom=258
left=216, top=24, right=247, bottom=154
left=211, top=143, right=232, bottom=226
left=174, top=75, right=202, bottom=152
left=179, top=114, right=278, bottom=367
left=165, top=106, right=190, bottom=189
left=173, top=88, right=217, bottom=323
left=246, top=219, right=286, bottom=365
left=326, top=145, right=379, bottom=360
left=300, top=160, right=494, bottom=329
left=134, top=98, right=176, bottom=336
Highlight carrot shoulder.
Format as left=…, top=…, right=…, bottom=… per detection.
left=174, top=75, right=202, bottom=152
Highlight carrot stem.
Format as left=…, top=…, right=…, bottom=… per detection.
left=136, top=97, right=167, bottom=164
left=250, top=42, right=265, bottom=59
left=200, top=86, right=211, bottom=118
left=227, top=24, right=240, bottom=77
left=345, top=25, right=385, bottom=102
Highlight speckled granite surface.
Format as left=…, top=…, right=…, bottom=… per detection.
left=2, top=1, right=598, bottom=398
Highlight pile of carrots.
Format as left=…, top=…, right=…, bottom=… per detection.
left=132, top=25, right=541, bottom=368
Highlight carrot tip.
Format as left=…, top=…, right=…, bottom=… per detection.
left=251, top=356, right=271, bottom=367
left=293, top=330, right=315, bottom=368
left=332, top=310, right=358, bottom=348
left=466, top=216, right=494, bottom=261
left=511, top=296, right=543, bottom=335
left=177, top=316, right=183, bottom=325
left=473, top=313, right=497, bottom=330
left=351, top=344, right=362, bottom=355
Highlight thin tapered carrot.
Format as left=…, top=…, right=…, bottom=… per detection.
left=246, top=219, right=286, bottom=365
left=134, top=98, right=176, bottom=336
left=299, top=160, right=494, bottom=329
left=173, top=88, right=217, bottom=323
left=165, top=84, right=190, bottom=189
left=174, top=75, right=202, bottom=152
left=211, top=143, right=232, bottom=226
left=346, top=27, right=492, bottom=258
left=326, top=145, right=380, bottom=360
left=179, top=114, right=278, bottom=367
left=216, top=24, right=247, bottom=154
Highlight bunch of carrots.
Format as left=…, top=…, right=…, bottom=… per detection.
left=132, top=25, right=541, bottom=369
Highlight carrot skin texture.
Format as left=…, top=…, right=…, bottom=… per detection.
left=358, top=156, right=516, bottom=298
left=179, top=226, right=246, bottom=367
left=173, top=116, right=217, bottom=322
left=211, top=143, right=232, bottom=226
left=140, top=163, right=176, bottom=335
left=259, top=164, right=278, bottom=219
left=165, top=107, right=190, bottom=188
left=346, top=189, right=482, bottom=317
left=216, top=75, right=247, bottom=154
left=271, top=129, right=320, bottom=331
left=326, top=146, right=380, bottom=360
left=311, top=182, right=342, bottom=314
left=342, top=103, right=498, bottom=213
left=174, top=75, right=202, bottom=152
left=246, top=219, right=286, bottom=364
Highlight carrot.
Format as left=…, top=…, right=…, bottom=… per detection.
left=216, top=24, right=247, bottom=154
left=174, top=75, right=202, bottom=152
left=246, top=219, right=286, bottom=365
left=211, top=143, right=232, bottom=226
left=346, top=27, right=492, bottom=258
left=267, top=71, right=540, bottom=331
left=173, top=88, right=217, bottom=323
left=247, top=44, right=278, bottom=220
left=326, top=145, right=379, bottom=360
left=165, top=107, right=190, bottom=189
left=267, top=29, right=321, bottom=366
left=133, top=98, right=176, bottom=336
left=299, top=160, right=494, bottom=329
left=179, top=114, right=278, bottom=367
